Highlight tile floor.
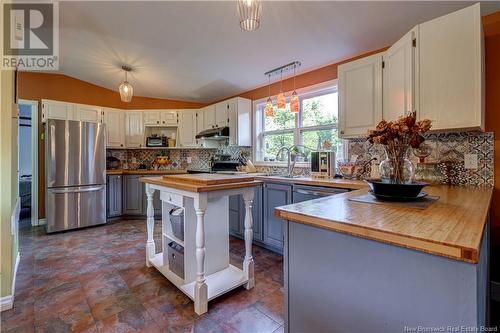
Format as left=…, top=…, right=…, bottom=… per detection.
left=0, top=219, right=284, bottom=333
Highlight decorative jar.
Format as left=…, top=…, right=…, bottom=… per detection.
left=379, top=145, right=415, bottom=184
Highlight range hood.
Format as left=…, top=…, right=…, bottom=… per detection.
left=195, top=126, right=230, bottom=140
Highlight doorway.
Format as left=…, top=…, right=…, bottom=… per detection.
left=17, top=99, right=38, bottom=226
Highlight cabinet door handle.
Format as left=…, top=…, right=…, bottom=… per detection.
left=157, top=121, right=160, bottom=124
left=340, top=130, right=345, bottom=135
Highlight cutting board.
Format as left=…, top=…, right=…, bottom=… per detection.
left=162, top=173, right=256, bottom=186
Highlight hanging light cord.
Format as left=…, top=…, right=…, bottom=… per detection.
left=280, top=70, right=283, bottom=92
left=293, top=64, right=296, bottom=90
left=268, top=74, right=271, bottom=97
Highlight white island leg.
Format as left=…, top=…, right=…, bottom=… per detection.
left=145, top=185, right=155, bottom=267
left=194, top=194, right=208, bottom=315
left=242, top=189, right=255, bottom=290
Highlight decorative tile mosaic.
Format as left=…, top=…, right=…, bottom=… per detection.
left=107, top=146, right=252, bottom=172
left=108, top=131, right=493, bottom=187
left=347, top=131, right=494, bottom=186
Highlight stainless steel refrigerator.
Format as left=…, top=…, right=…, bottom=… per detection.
left=46, top=119, right=106, bottom=233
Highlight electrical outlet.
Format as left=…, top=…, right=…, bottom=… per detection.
left=187, top=157, right=192, bottom=164
left=464, top=154, right=478, bottom=170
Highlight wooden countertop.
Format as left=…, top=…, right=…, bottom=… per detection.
left=256, top=175, right=367, bottom=190
left=275, top=185, right=493, bottom=263
left=140, top=174, right=262, bottom=193
left=106, top=169, right=188, bottom=175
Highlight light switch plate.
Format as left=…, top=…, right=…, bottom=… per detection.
left=464, top=154, right=478, bottom=170
left=187, top=157, right=192, bottom=164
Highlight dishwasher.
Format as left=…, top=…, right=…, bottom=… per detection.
left=292, top=184, right=349, bottom=203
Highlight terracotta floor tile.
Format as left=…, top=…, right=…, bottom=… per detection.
left=226, top=306, right=281, bottom=333
left=3, top=219, right=284, bottom=333
left=87, top=289, right=144, bottom=321
left=95, top=307, right=161, bottom=332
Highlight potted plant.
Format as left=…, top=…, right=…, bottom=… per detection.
left=367, top=112, right=432, bottom=184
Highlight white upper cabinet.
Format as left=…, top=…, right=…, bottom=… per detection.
left=215, top=102, right=229, bottom=128
left=383, top=28, right=418, bottom=121
left=75, top=104, right=103, bottom=123
left=161, top=110, right=178, bottom=126
left=196, top=108, right=204, bottom=134
left=143, top=110, right=178, bottom=126
left=178, top=109, right=198, bottom=147
left=125, top=111, right=144, bottom=148
left=103, top=108, right=125, bottom=148
left=418, top=3, right=483, bottom=131
left=338, top=53, right=383, bottom=138
left=227, top=97, right=252, bottom=146
left=202, top=105, right=216, bottom=130
left=143, top=111, right=162, bottom=125
left=42, top=100, right=75, bottom=122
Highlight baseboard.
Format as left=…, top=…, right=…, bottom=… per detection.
left=0, top=295, right=14, bottom=311
left=37, top=218, right=46, bottom=226
left=0, top=252, right=20, bottom=312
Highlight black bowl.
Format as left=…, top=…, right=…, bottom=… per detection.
left=365, top=179, right=428, bottom=198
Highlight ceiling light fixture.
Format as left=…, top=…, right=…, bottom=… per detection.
left=119, top=65, right=133, bottom=103
left=264, top=61, right=301, bottom=112
left=290, top=64, right=299, bottom=113
left=277, top=70, right=286, bottom=110
left=237, top=0, right=262, bottom=31
left=265, top=74, right=274, bottom=117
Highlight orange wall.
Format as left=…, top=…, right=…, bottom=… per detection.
left=484, top=11, right=500, bottom=250
left=222, top=47, right=389, bottom=103
left=18, top=72, right=206, bottom=109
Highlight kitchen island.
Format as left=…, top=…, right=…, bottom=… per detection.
left=140, top=174, right=262, bottom=315
left=275, top=185, right=493, bottom=332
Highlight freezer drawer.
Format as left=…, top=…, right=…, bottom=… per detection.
left=46, top=185, right=106, bottom=233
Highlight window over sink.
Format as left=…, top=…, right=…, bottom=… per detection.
left=254, top=80, right=347, bottom=165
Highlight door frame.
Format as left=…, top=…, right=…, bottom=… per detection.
left=18, top=99, right=39, bottom=226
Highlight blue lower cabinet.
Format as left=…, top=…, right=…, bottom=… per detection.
left=263, top=182, right=291, bottom=252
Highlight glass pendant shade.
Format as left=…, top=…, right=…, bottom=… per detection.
left=277, top=91, right=286, bottom=109
left=290, top=91, right=299, bottom=113
left=265, top=97, right=274, bottom=117
left=119, top=66, right=133, bottom=102
left=119, top=81, right=133, bottom=102
left=237, top=0, right=262, bottom=31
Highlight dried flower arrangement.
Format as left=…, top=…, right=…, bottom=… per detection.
left=367, top=112, right=432, bottom=184
left=367, top=112, right=432, bottom=148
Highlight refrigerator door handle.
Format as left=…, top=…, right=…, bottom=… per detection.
left=50, top=185, right=105, bottom=194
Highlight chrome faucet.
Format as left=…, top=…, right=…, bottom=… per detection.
left=276, top=145, right=312, bottom=178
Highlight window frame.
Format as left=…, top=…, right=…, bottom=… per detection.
left=253, top=79, right=347, bottom=166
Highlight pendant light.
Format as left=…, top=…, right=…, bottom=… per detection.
left=237, top=0, right=262, bottom=31
left=290, top=64, right=299, bottom=113
left=265, top=74, right=274, bottom=117
left=277, top=70, right=286, bottom=110
left=119, top=65, right=133, bottom=103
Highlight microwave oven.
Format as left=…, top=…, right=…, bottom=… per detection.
left=146, top=136, right=167, bottom=147
left=310, top=151, right=336, bottom=178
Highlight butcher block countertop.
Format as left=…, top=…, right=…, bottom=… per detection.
left=257, top=175, right=367, bottom=190
left=139, top=174, right=262, bottom=193
left=106, top=169, right=188, bottom=175
left=275, top=185, right=493, bottom=263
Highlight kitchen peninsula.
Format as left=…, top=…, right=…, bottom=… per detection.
left=275, top=185, right=493, bottom=332
left=139, top=173, right=262, bottom=315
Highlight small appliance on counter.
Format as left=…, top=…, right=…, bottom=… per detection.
left=146, top=135, right=168, bottom=147
left=211, top=154, right=241, bottom=173
left=310, top=151, right=336, bottom=178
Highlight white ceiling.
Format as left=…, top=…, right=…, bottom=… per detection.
left=58, top=1, right=500, bottom=103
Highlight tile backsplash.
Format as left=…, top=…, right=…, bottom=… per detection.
left=108, top=131, right=493, bottom=187
left=348, top=131, right=494, bottom=186
left=107, top=146, right=251, bottom=171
